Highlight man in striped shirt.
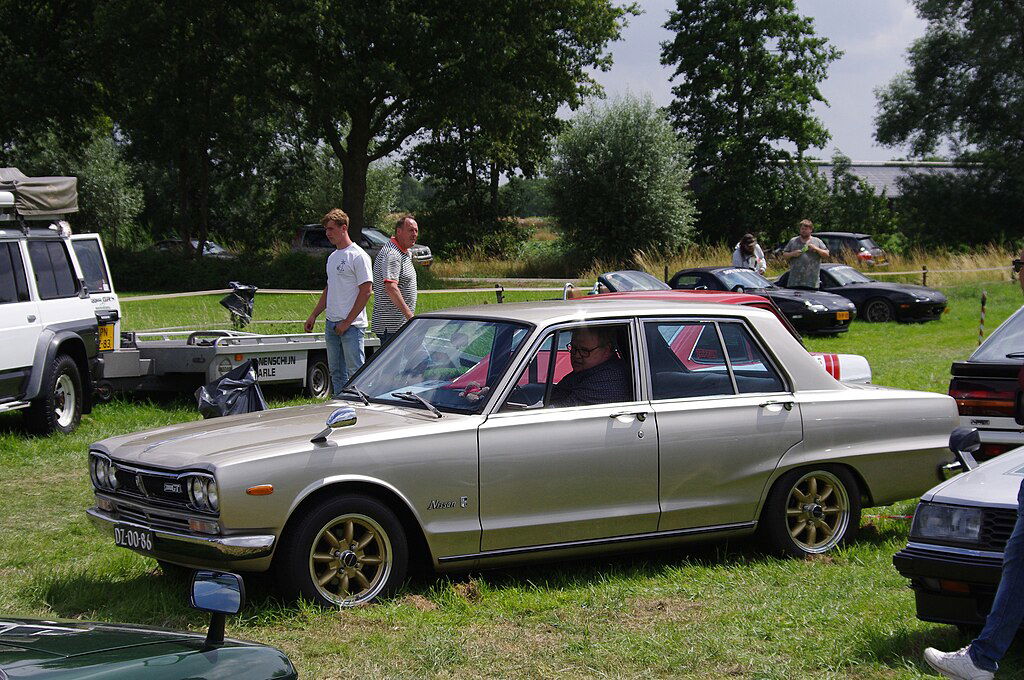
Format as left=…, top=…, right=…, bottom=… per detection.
left=371, top=215, right=419, bottom=343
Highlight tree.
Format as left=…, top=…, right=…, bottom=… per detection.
left=263, top=0, right=633, bottom=242
left=660, top=0, right=841, bottom=240
left=875, top=0, right=1024, bottom=243
left=548, top=96, right=696, bottom=263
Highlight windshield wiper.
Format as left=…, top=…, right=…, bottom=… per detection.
left=339, top=387, right=370, bottom=405
left=1005, top=352, right=1024, bottom=359
left=391, top=391, right=443, bottom=418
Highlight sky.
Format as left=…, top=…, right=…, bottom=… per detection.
left=586, top=0, right=928, bottom=162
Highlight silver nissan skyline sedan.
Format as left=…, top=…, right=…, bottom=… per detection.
left=87, top=299, right=960, bottom=607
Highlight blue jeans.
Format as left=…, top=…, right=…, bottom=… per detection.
left=971, top=476, right=1024, bottom=671
left=324, top=321, right=364, bottom=396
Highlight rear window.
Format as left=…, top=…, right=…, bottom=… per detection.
left=971, top=306, right=1024, bottom=363
left=72, top=238, right=112, bottom=293
left=857, top=237, right=880, bottom=251
left=28, top=240, right=78, bottom=299
left=0, top=242, right=30, bottom=304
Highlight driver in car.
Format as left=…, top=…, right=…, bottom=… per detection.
left=550, top=327, right=631, bottom=407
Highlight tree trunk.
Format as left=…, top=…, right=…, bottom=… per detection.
left=489, top=161, right=500, bottom=222
left=336, top=106, right=372, bottom=244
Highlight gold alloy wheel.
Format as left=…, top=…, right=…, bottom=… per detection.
left=308, top=513, right=392, bottom=606
left=784, top=470, right=850, bottom=554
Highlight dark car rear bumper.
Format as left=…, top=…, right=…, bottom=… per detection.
left=893, top=543, right=1004, bottom=626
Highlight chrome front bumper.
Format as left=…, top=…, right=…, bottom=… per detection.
left=87, top=507, right=276, bottom=562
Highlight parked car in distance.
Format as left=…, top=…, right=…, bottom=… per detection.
left=292, top=224, right=433, bottom=267
left=814, top=232, right=888, bottom=266
left=893, top=427, right=1018, bottom=629
left=0, top=570, right=298, bottom=679
left=776, top=263, right=947, bottom=323
left=669, top=266, right=857, bottom=335
left=89, top=298, right=957, bottom=608
left=579, top=270, right=871, bottom=383
left=948, top=305, right=1024, bottom=460
left=154, top=239, right=235, bottom=259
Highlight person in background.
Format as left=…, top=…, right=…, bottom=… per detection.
left=782, top=219, right=829, bottom=289
left=304, top=209, right=372, bottom=397
left=731, top=233, right=766, bottom=274
left=921, top=249, right=1024, bottom=680
left=371, top=215, right=419, bottom=344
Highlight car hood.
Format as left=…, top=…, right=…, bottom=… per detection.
left=94, top=401, right=449, bottom=469
left=763, top=287, right=854, bottom=309
left=841, top=281, right=947, bottom=301
left=924, top=446, right=1024, bottom=509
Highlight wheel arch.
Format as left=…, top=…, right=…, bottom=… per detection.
left=275, top=478, right=434, bottom=572
left=757, top=461, right=874, bottom=521
left=26, top=330, right=94, bottom=413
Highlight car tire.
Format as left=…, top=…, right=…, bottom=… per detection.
left=279, top=495, right=408, bottom=607
left=303, top=352, right=331, bottom=399
left=863, top=298, right=896, bottom=323
left=24, top=353, right=83, bottom=435
left=759, top=466, right=861, bottom=558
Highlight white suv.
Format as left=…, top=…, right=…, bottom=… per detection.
left=0, top=169, right=104, bottom=434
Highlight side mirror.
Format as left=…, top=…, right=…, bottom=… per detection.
left=946, top=426, right=980, bottom=476
left=311, top=406, right=357, bottom=443
left=191, top=570, right=245, bottom=648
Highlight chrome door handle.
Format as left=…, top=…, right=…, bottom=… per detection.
left=610, top=411, right=647, bottom=422
left=27, top=315, right=36, bottom=322
left=759, top=399, right=794, bottom=411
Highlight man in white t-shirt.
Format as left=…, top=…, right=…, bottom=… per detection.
left=304, top=209, right=372, bottom=397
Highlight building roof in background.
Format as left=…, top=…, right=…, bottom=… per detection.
left=811, top=161, right=965, bottom=197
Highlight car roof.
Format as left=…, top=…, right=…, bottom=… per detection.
left=814, top=231, right=871, bottom=239
left=588, top=290, right=772, bottom=305
left=418, top=297, right=775, bottom=325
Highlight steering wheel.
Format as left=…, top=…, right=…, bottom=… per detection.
left=458, top=381, right=490, bottom=403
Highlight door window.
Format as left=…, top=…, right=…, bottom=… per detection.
left=0, top=242, right=30, bottom=304
left=501, top=323, right=634, bottom=410
left=28, top=240, right=78, bottom=300
left=718, top=322, right=786, bottom=393
left=644, top=321, right=734, bottom=399
left=71, top=238, right=111, bottom=293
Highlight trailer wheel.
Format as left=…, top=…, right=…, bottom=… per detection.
left=95, top=380, right=114, bottom=402
left=304, top=352, right=331, bottom=399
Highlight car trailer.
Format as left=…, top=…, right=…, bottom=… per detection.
left=98, top=329, right=381, bottom=400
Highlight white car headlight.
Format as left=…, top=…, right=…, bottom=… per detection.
left=910, top=502, right=983, bottom=543
left=207, top=479, right=219, bottom=511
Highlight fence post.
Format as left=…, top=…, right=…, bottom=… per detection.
left=979, top=291, right=987, bottom=345
left=922, top=265, right=927, bottom=287
left=494, top=284, right=504, bottom=304
left=664, top=265, right=669, bottom=283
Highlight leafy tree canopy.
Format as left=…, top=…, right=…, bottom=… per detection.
left=548, top=95, right=696, bottom=264
left=660, top=0, right=840, bottom=240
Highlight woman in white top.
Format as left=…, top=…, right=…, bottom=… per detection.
left=731, top=233, right=767, bottom=275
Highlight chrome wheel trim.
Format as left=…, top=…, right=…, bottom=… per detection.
left=785, top=470, right=850, bottom=554
left=54, top=374, right=76, bottom=428
left=309, top=512, right=392, bottom=606
left=864, top=299, right=893, bottom=323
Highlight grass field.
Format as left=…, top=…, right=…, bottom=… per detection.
left=2, top=279, right=1024, bottom=679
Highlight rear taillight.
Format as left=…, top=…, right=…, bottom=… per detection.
left=857, top=251, right=872, bottom=261
left=949, top=386, right=1017, bottom=416
left=979, top=443, right=1016, bottom=460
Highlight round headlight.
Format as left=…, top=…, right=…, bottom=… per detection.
left=192, top=477, right=207, bottom=508
left=108, top=464, right=119, bottom=489
left=206, top=479, right=219, bottom=511
left=89, top=457, right=99, bottom=487
left=98, top=460, right=110, bottom=489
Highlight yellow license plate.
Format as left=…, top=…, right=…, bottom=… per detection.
left=836, top=311, right=850, bottom=321
left=98, top=324, right=115, bottom=351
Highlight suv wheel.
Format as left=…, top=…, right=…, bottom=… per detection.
left=25, top=354, right=83, bottom=435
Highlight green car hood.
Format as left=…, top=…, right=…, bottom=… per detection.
left=0, top=618, right=296, bottom=679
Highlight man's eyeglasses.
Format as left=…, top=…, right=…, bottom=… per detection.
left=1013, top=259, right=1023, bottom=274
left=566, top=342, right=604, bottom=358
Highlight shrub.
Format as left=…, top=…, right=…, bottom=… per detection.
left=547, top=95, right=696, bottom=264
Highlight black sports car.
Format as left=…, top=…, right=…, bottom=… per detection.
left=776, top=263, right=947, bottom=323
left=669, top=266, right=857, bottom=335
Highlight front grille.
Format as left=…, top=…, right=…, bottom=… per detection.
left=980, top=508, right=1018, bottom=552
left=113, top=467, right=191, bottom=505
left=115, top=503, right=191, bottom=532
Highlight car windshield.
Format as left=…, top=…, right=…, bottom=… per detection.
left=717, top=268, right=774, bottom=289
left=970, top=306, right=1024, bottom=362
left=828, top=266, right=873, bottom=285
left=349, top=317, right=531, bottom=413
left=598, top=270, right=669, bottom=292
left=363, top=228, right=390, bottom=246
